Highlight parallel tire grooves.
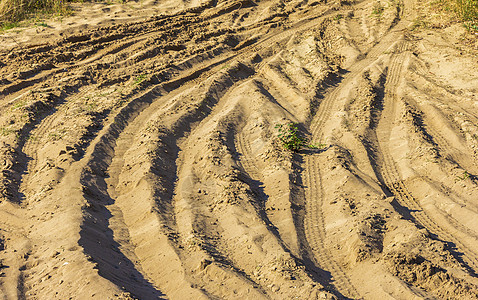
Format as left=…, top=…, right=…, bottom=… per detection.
left=77, top=85, right=203, bottom=299
left=73, top=56, right=250, bottom=298
left=376, top=52, right=478, bottom=273
left=236, top=130, right=262, bottom=180
left=406, top=89, right=478, bottom=173
left=82, top=62, right=254, bottom=298
left=303, top=156, right=361, bottom=299
left=302, top=7, right=410, bottom=298
left=20, top=86, right=99, bottom=198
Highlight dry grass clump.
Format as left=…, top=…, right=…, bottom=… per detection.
left=444, top=0, right=478, bottom=30
left=0, top=0, right=69, bottom=25
left=411, top=0, right=477, bottom=33
left=452, top=0, right=478, bottom=21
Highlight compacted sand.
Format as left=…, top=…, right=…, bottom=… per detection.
left=0, top=0, right=478, bottom=298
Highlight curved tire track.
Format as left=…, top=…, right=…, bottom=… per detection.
left=375, top=51, right=478, bottom=274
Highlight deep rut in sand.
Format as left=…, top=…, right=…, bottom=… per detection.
left=1, top=0, right=478, bottom=298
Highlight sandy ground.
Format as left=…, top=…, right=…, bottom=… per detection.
left=0, top=0, right=478, bottom=298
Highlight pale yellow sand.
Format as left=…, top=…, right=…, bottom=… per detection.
left=0, top=0, right=478, bottom=298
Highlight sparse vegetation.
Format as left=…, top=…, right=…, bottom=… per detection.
left=0, top=0, right=69, bottom=25
left=456, top=170, right=476, bottom=181
left=11, top=99, right=27, bottom=110
left=35, top=21, right=48, bottom=27
left=371, top=2, right=384, bottom=17
left=334, top=14, right=344, bottom=21
left=275, top=123, right=326, bottom=152
left=276, top=123, right=306, bottom=152
left=440, top=0, right=478, bottom=31
left=308, top=142, right=327, bottom=150
left=451, top=0, right=478, bottom=22
left=0, top=20, right=17, bottom=30
left=133, top=74, right=147, bottom=85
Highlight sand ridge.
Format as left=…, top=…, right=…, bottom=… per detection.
left=0, top=0, right=478, bottom=298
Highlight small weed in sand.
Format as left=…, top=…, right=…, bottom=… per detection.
left=0, top=127, right=13, bottom=136
left=455, top=171, right=478, bottom=182
left=334, top=14, right=344, bottom=21
left=456, top=171, right=473, bottom=182
left=35, top=21, right=47, bottom=27
left=410, top=16, right=429, bottom=30
left=464, top=21, right=478, bottom=31
left=308, top=143, right=327, bottom=150
left=11, top=99, right=27, bottom=110
left=275, top=123, right=325, bottom=152
left=276, top=123, right=305, bottom=152
left=133, top=74, right=147, bottom=85
left=372, top=2, right=384, bottom=17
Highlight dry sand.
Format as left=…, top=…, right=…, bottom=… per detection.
left=0, top=0, right=478, bottom=298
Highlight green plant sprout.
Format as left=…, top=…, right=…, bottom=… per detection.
left=134, top=74, right=147, bottom=85
left=275, top=123, right=326, bottom=152
left=0, top=127, right=13, bottom=136
left=456, top=171, right=475, bottom=182
left=308, top=143, right=327, bottom=150
left=372, top=2, right=384, bottom=17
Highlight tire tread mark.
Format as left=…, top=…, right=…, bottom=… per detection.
left=376, top=52, right=478, bottom=273
left=236, top=130, right=262, bottom=180
left=303, top=155, right=361, bottom=299
left=302, top=20, right=411, bottom=299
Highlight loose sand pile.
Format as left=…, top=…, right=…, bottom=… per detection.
left=0, top=0, right=478, bottom=298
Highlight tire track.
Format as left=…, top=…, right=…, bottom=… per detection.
left=16, top=24, right=246, bottom=203
left=19, top=85, right=99, bottom=201
left=301, top=5, right=411, bottom=298
left=102, top=86, right=207, bottom=299
left=0, top=10, right=219, bottom=102
left=18, top=56, right=245, bottom=299
left=77, top=84, right=193, bottom=299
left=303, top=155, right=361, bottom=299
left=0, top=0, right=333, bottom=110
left=405, top=90, right=478, bottom=174
left=159, top=78, right=272, bottom=298
left=376, top=51, right=478, bottom=274
left=176, top=134, right=271, bottom=298
left=78, top=62, right=254, bottom=298
left=172, top=89, right=323, bottom=298
left=235, top=129, right=262, bottom=180
left=234, top=126, right=292, bottom=249
left=0, top=209, right=30, bottom=300
left=260, top=66, right=309, bottom=120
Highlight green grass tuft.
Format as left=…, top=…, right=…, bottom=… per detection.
left=453, top=0, right=478, bottom=22
left=0, top=20, right=17, bottom=30
left=371, top=2, right=384, bottom=17
left=275, top=123, right=327, bottom=152
left=441, top=0, right=478, bottom=31
left=0, top=0, right=70, bottom=26
left=276, top=123, right=305, bottom=152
